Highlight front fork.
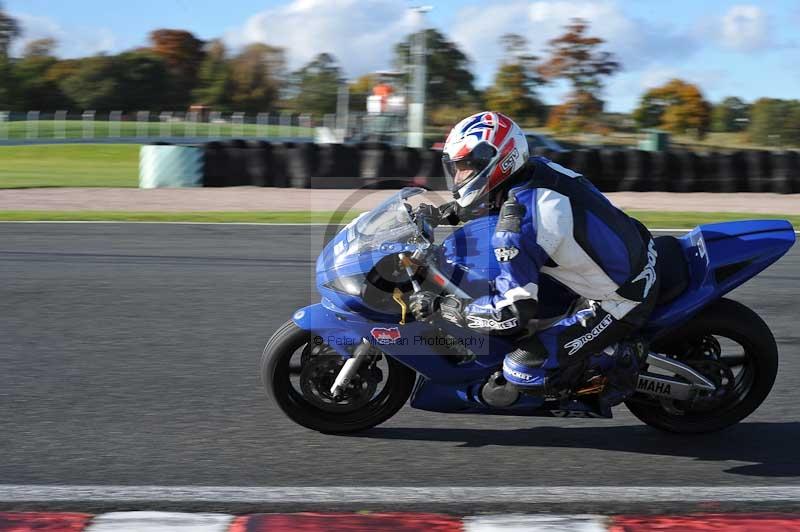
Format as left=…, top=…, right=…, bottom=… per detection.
left=329, top=339, right=372, bottom=398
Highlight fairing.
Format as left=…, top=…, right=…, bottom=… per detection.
left=297, top=187, right=795, bottom=417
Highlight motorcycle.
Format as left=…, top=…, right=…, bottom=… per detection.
left=262, top=187, right=795, bottom=434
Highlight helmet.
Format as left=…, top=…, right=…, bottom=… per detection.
left=442, top=111, right=529, bottom=208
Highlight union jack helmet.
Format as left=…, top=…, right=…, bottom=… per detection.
left=442, top=111, right=529, bottom=208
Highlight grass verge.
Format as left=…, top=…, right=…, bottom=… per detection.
left=0, top=144, right=139, bottom=188
left=0, top=210, right=796, bottom=229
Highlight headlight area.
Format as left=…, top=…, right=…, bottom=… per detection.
left=323, top=274, right=367, bottom=296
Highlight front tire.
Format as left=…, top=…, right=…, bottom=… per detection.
left=261, top=320, right=417, bottom=434
left=626, top=298, right=778, bottom=434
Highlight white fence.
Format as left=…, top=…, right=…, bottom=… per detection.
left=0, top=110, right=336, bottom=142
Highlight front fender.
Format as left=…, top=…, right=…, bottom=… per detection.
left=291, top=302, right=370, bottom=358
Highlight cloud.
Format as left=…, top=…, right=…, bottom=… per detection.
left=717, top=4, right=769, bottom=51
left=451, top=0, right=699, bottom=86
left=225, top=0, right=418, bottom=78
left=10, top=12, right=116, bottom=57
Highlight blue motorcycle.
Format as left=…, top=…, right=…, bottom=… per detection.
left=262, top=188, right=795, bottom=434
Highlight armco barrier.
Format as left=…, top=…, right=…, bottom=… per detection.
left=142, top=140, right=798, bottom=193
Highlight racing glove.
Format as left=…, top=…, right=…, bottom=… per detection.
left=409, top=291, right=441, bottom=322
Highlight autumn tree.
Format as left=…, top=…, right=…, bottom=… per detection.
left=192, top=39, right=231, bottom=109
left=539, top=18, right=620, bottom=132
left=484, top=33, right=545, bottom=125
left=633, top=79, right=711, bottom=138
left=348, top=74, right=375, bottom=113
left=711, top=96, right=750, bottom=132
left=149, top=29, right=205, bottom=108
left=228, top=43, right=286, bottom=113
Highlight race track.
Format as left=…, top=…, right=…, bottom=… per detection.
left=2, top=223, right=799, bottom=494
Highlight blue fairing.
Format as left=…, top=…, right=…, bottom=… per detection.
left=646, top=219, right=795, bottom=331
left=295, top=210, right=795, bottom=417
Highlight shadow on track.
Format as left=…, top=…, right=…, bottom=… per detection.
left=354, top=422, right=800, bottom=478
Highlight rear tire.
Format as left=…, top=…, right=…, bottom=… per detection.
left=261, top=320, right=417, bottom=434
left=626, top=298, right=778, bottom=434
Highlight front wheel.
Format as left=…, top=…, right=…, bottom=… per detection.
left=626, top=298, right=778, bottom=434
left=261, top=320, right=417, bottom=434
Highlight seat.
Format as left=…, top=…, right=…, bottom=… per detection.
left=654, top=235, right=690, bottom=305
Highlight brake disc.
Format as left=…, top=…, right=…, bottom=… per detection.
left=299, top=354, right=379, bottom=413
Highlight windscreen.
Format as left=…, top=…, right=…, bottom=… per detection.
left=334, top=188, right=429, bottom=265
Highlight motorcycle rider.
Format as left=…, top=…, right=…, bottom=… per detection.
left=409, top=111, right=659, bottom=409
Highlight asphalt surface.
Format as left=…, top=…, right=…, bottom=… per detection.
left=1, top=223, right=799, bottom=493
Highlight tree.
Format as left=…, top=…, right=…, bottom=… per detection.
left=192, top=39, right=231, bottom=109
left=228, top=43, right=286, bottom=113
left=711, top=96, right=750, bottom=132
left=748, top=98, right=800, bottom=147
left=0, top=1, right=19, bottom=57
left=348, top=74, right=375, bottom=113
left=393, top=29, right=479, bottom=113
left=149, top=29, right=205, bottom=108
left=22, top=37, right=56, bottom=58
left=0, top=2, right=19, bottom=107
left=484, top=34, right=545, bottom=125
left=539, top=18, right=620, bottom=131
left=287, top=53, right=341, bottom=116
left=58, top=56, right=119, bottom=110
left=633, top=79, right=711, bottom=138
left=114, top=51, right=170, bottom=110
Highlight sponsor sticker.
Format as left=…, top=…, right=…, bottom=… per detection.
left=563, top=314, right=614, bottom=356
left=632, top=239, right=658, bottom=298
left=494, top=246, right=520, bottom=262
left=500, top=147, right=520, bottom=174
left=637, top=376, right=673, bottom=396
left=467, top=315, right=519, bottom=330
left=370, top=327, right=402, bottom=344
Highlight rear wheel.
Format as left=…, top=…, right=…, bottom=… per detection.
left=626, top=298, right=778, bottom=433
left=261, top=320, right=417, bottom=434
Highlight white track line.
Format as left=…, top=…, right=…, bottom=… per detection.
left=2, top=486, right=800, bottom=503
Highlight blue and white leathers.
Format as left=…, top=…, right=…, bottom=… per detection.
left=453, top=157, right=658, bottom=386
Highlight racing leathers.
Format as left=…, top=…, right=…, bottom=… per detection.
left=430, top=156, right=660, bottom=393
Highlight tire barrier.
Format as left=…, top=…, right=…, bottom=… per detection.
left=598, top=150, right=626, bottom=192
left=202, top=141, right=228, bottom=187
left=359, top=142, right=396, bottom=183
left=416, top=149, right=447, bottom=191
left=285, top=142, right=318, bottom=188
left=139, top=144, right=203, bottom=188
left=745, top=150, right=772, bottom=193
left=141, top=140, right=799, bottom=193
left=771, top=150, right=799, bottom=194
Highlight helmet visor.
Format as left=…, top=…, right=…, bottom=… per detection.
left=442, top=142, right=497, bottom=191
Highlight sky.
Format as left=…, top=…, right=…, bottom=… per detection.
left=5, top=0, right=800, bottom=112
